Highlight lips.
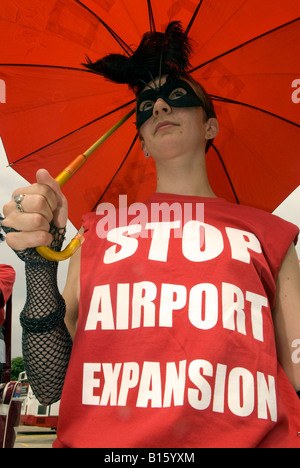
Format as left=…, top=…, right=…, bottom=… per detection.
left=155, top=120, right=179, bottom=134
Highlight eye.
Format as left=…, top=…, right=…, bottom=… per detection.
left=168, top=88, right=187, bottom=100
left=139, top=100, right=154, bottom=112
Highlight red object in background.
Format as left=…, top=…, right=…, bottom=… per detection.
left=0, top=381, right=22, bottom=448
left=0, top=265, right=21, bottom=449
left=0, top=1, right=300, bottom=229
left=0, top=265, right=15, bottom=384
left=0, top=265, right=15, bottom=329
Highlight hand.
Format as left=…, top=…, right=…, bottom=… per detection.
left=2, top=169, right=68, bottom=251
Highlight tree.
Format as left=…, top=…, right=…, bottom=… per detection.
left=11, top=357, right=24, bottom=381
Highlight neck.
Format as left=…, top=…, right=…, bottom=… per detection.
left=154, top=152, right=216, bottom=198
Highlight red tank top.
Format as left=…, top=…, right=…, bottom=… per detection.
left=0, top=265, right=15, bottom=328
left=54, top=194, right=300, bottom=448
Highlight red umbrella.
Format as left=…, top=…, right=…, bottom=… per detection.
left=0, top=1, right=299, bottom=257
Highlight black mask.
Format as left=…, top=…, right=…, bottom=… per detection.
left=136, top=76, right=204, bottom=128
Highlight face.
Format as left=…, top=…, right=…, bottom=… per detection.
left=138, top=75, right=217, bottom=161
left=136, top=75, right=205, bottom=128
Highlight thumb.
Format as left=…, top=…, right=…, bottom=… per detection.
left=36, top=168, right=61, bottom=195
left=36, top=169, right=68, bottom=228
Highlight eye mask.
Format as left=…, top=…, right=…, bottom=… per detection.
left=136, top=77, right=204, bottom=128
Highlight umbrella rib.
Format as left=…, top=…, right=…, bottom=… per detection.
left=211, top=95, right=300, bottom=128
left=185, top=0, right=205, bottom=36
left=0, top=63, right=90, bottom=73
left=0, top=63, right=119, bottom=80
left=147, top=0, right=156, bottom=32
left=91, top=134, right=139, bottom=211
left=8, top=100, right=136, bottom=166
left=74, top=0, right=133, bottom=56
left=211, top=144, right=239, bottom=205
left=191, top=17, right=300, bottom=73
left=0, top=62, right=137, bottom=80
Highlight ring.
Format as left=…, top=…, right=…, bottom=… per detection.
left=14, top=194, right=26, bottom=213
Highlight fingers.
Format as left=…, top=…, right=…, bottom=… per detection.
left=12, top=181, right=58, bottom=214
left=4, top=194, right=54, bottom=225
left=3, top=188, right=57, bottom=231
left=2, top=169, right=68, bottom=251
left=5, top=229, right=53, bottom=251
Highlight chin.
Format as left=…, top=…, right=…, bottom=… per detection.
left=154, top=136, right=184, bottom=154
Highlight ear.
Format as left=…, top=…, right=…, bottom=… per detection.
left=205, top=118, right=219, bottom=139
left=141, top=139, right=151, bottom=158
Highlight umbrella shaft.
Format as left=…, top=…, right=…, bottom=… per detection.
left=55, top=107, right=135, bottom=187
left=55, top=154, right=88, bottom=186
left=36, top=107, right=135, bottom=261
left=84, top=108, right=135, bottom=157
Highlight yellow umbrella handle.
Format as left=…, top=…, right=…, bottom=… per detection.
left=36, top=108, right=135, bottom=262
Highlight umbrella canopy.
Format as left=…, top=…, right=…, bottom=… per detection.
left=0, top=0, right=300, bottom=229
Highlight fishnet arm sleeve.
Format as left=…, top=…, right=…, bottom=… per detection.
left=1, top=219, right=73, bottom=405
left=21, top=260, right=73, bottom=405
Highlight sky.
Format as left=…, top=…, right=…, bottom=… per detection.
left=0, top=136, right=299, bottom=358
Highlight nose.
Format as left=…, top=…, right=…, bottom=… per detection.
left=153, top=98, right=172, bottom=117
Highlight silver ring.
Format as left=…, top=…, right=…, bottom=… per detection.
left=14, top=194, right=25, bottom=213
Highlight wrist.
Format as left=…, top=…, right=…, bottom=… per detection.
left=0, top=218, right=66, bottom=265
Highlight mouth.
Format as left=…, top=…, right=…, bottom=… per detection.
left=155, top=121, right=179, bottom=134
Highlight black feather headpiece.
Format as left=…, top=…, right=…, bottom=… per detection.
left=83, top=21, right=193, bottom=95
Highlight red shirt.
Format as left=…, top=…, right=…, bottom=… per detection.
left=54, top=194, right=300, bottom=448
left=0, top=264, right=15, bottom=328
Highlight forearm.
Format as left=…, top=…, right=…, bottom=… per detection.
left=21, top=261, right=72, bottom=405
left=1, top=220, right=73, bottom=404
left=1, top=172, right=72, bottom=403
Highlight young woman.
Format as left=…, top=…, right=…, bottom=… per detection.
left=1, top=23, right=300, bottom=448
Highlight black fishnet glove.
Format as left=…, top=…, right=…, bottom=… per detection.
left=1, top=218, right=73, bottom=404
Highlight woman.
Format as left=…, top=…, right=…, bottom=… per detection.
left=1, top=23, right=300, bottom=448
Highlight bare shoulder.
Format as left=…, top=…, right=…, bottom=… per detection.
left=273, top=243, right=300, bottom=390
left=63, top=234, right=82, bottom=340
left=276, top=243, right=300, bottom=301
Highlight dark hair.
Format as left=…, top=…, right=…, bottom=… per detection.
left=83, top=21, right=216, bottom=152
left=186, top=76, right=216, bottom=119
left=83, top=22, right=192, bottom=94
left=184, top=75, right=216, bottom=152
